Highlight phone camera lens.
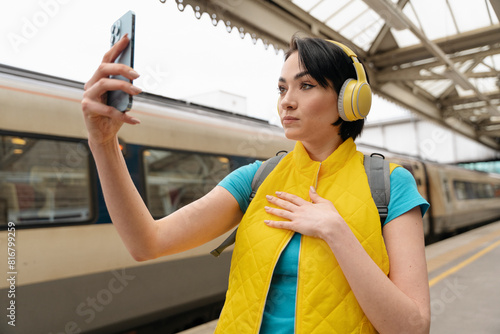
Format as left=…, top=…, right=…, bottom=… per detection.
left=111, top=20, right=121, bottom=35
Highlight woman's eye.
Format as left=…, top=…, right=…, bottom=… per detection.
left=301, top=83, right=315, bottom=90
left=277, top=86, right=286, bottom=94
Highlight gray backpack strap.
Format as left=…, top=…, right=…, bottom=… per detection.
left=211, top=152, right=287, bottom=257
left=364, top=153, right=391, bottom=225
left=249, top=153, right=287, bottom=202
left=210, top=228, right=238, bottom=257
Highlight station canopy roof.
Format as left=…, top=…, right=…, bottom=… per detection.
left=162, top=0, right=500, bottom=150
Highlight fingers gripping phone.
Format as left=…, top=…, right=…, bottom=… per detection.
left=107, top=10, right=135, bottom=112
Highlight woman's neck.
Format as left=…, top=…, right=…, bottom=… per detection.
left=302, top=136, right=344, bottom=162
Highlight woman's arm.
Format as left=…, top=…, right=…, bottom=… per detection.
left=89, top=138, right=242, bottom=261
left=82, top=36, right=242, bottom=261
left=325, top=206, right=430, bottom=333
left=264, top=188, right=430, bottom=334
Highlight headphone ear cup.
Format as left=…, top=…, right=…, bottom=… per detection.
left=337, top=79, right=372, bottom=122
left=337, top=79, right=356, bottom=122
left=352, top=81, right=372, bottom=120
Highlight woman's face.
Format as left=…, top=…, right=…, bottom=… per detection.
left=278, top=51, right=340, bottom=147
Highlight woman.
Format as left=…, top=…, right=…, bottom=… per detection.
left=82, top=35, right=430, bottom=333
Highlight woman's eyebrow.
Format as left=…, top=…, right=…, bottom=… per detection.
left=279, top=71, right=310, bottom=83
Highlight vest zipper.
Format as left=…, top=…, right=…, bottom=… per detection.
left=294, top=162, right=321, bottom=333
left=257, top=233, right=295, bottom=333
left=313, top=162, right=322, bottom=191
left=294, top=235, right=302, bottom=334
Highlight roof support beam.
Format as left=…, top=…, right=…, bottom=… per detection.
left=268, top=0, right=367, bottom=54
left=377, top=82, right=500, bottom=149
left=368, top=0, right=409, bottom=55
left=490, top=0, right=500, bottom=21
left=165, top=0, right=318, bottom=50
left=441, top=91, right=500, bottom=107
left=378, top=82, right=442, bottom=120
left=371, top=25, right=500, bottom=68
left=375, top=42, right=500, bottom=78
left=173, top=0, right=374, bottom=55
left=363, top=0, right=498, bottom=116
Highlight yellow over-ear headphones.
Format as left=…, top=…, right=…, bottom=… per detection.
left=327, top=40, right=372, bottom=122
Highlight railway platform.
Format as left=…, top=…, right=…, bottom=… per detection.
left=178, top=220, right=500, bottom=334
left=427, top=220, right=500, bottom=333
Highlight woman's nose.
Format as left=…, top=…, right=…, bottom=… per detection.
left=280, top=91, right=297, bottom=110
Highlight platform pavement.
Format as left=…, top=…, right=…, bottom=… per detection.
left=427, top=220, right=500, bottom=333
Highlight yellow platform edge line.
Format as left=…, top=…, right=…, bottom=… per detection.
left=428, top=239, right=500, bottom=287
left=426, top=223, right=500, bottom=273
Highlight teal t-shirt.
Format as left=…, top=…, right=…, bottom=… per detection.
left=218, top=161, right=429, bottom=333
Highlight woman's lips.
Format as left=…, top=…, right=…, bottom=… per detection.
left=282, top=116, right=299, bottom=124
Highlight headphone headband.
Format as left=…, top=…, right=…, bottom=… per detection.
left=327, top=40, right=357, bottom=58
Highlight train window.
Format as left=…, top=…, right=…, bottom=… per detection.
left=143, top=149, right=231, bottom=218
left=494, top=185, right=500, bottom=198
left=484, top=184, right=494, bottom=198
left=475, top=183, right=486, bottom=199
left=453, top=181, right=467, bottom=200
left=0, top=135, right=93, bottom=226
left=452, top=180, right=498, bottom=200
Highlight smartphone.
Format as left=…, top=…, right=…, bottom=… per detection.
left=107, top=10, right=135, bottom=112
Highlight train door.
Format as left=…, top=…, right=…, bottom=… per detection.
left=402, top=160, right=430, bottom=236
left=437, top=168, right=455, bottom=232
left=388, top=157, right=431, bottom=237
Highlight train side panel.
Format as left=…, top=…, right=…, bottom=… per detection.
left=0, top=67, right=293, bottom=333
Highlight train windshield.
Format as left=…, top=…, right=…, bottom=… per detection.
left=0, top=135, right=93, bottom=226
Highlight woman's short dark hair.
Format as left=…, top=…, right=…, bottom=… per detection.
left=285, top=36, right=367, bottom=141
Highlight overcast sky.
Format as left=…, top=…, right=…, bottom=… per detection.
left=0, top=0, right=410, bottom=124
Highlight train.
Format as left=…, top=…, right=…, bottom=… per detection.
left=1, top=64, right=499, bottom=334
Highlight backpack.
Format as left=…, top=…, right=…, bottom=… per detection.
left=210, top=152, right=390, bottom=257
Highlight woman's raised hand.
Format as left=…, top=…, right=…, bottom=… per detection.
left=81, top=34, right=142, bottom=146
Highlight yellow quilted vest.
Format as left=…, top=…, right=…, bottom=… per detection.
left=216, top=139, right=391, bottom=333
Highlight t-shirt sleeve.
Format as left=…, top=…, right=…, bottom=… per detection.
left=385, top=166, right=430, bottom=225
left=217, top=161, right=262, bottom=213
